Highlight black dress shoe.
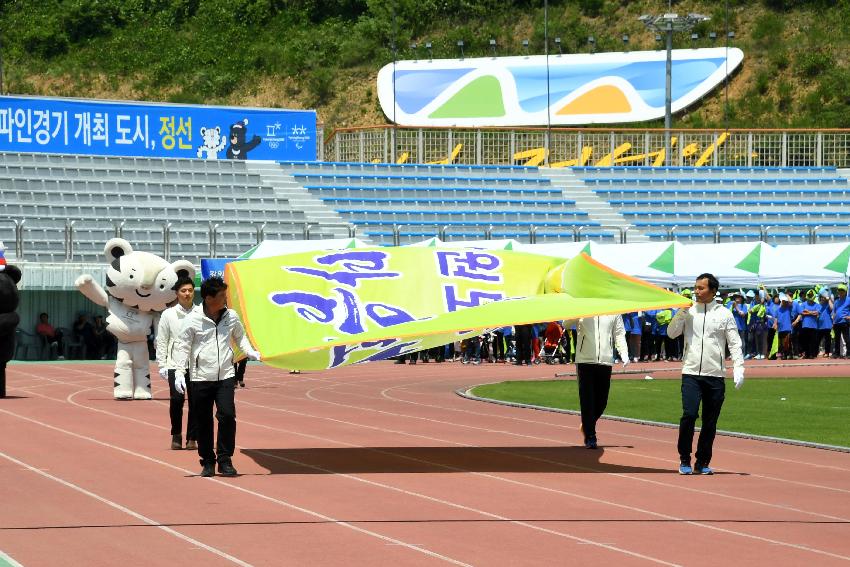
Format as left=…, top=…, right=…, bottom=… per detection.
left=200, top=461, right=215, bottom=477
left=217, top=460, right=238, bottom=476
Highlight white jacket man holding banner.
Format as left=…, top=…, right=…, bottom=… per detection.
left=172, top=276, right=260, bottom=478
left=667, top=272, right=744, bottom=476
left=567, top=315, right=629, bottom=449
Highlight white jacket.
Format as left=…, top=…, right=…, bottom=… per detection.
left=570, top=315, right=628, bottom=366
left=667, top=301, right=743, bottom=377
left=172, top=307, right=258, bottom=382
left=155, top=303, right=196, bottom=371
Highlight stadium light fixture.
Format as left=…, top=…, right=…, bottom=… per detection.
left=727, top=31, right=735, bottom=39
left=691, top=32, right=699, bottom=42
left=554, top=37, right=562, bottom=55
left=638, top=12, right=710, bottom=165
left=425, top=42, right=432, bottom=60
left=587, top=35, right=595, bottom=53
left=457, top=40, right=465, bottom=60
left=622, top=33, right=630, bottom=45
left=709, top=31, right=718, bottom=41
left=490, top=38, right=497, bottom=57
left=522, top=39, right=530, bottom=56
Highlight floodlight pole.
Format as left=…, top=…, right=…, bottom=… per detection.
left=664, top=20, right=673, bottom=166
left=639, top=13, right=710, bottom=166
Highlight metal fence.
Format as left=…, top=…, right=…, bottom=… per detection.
left=323, top=126, right=850, bottom=168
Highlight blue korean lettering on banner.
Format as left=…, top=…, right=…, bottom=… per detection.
left=201, top=258, right=240, bottom=281
left=0, top=95, right=317, bottom=161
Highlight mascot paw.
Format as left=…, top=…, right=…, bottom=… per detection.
left=75, top=274, right=93, bottom=287
left=133, top=392, right=152, bottom=400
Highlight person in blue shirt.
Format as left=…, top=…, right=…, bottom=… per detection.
left=623, top=311, right=642, bottom=363
left=765, top=293, right=780, bottom=359
left=817, top=291, right=833, bottom=358
left=793, top=290, right=821, bottom=359
left=774, top=293, right=795, bottom=360
left=748, top=298, right=768, bottom=360
left=639, top=311, right=653, bottom=362
left=730, top=292, right=749, bottom=359
left=833, top=284, right=850, bottom=358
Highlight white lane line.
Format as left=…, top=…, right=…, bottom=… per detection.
left=9, top=376, right=682, bottom=566
left=0, top=450, right=254, bottom=567
left=0, top=405, right=472, bottom=567
left=239, top=396, right=850, bottom=562
left=15, top=368, right=850, bottom=562
left=297, top=380, right=850, bottom=510
left=0, top=550, right=24, bottom=567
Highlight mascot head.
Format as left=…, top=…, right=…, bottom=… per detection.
left=103, top=238, right=195, bottom=313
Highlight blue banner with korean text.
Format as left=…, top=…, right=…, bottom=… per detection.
left=0, top=95, right=317, bottom=161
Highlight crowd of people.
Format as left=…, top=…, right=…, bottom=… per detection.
left=34, top=311, right=115, bottom=360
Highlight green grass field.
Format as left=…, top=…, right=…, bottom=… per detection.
left=471, top=378, right=850, bottom=448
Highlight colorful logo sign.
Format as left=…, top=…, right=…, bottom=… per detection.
left=0, top=95, right=317, bottom=160
left=378, top=48, right=743, bottom=126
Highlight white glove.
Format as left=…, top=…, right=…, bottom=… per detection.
left=174, top=372, right=186, bottom=394
left=159, top=367, right=169, bottom=380
left=621, top=360, right=629, bottom=371
left=246, top=348, right=261, bottom=362
left=733, top=367, right=745, bottom=390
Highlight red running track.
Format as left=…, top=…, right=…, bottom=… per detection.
left=1, top=360, right=849, bottom=566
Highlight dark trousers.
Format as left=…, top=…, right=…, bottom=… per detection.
left=0, top=361, right=6, bottom=398
left=800, top=327, right=818, bottom=358
left=818, top=329, right=832, bottom=357
left=192, top=378, right=237, bottom=465
left=766, top=328, right=777, bottom=359
left=640, top=329, right=653, bottom=360
left=678, top=374, right=725, bottom=466
left=577, top=363, right=612, bottom=439
left=833, top=323, right=850, bottom=358
left=492, top=331, right=505, bottom=361
left=233, top=358, right=247, bottom=384
left=778, top=331, right=792, bottom=359
left=515, top=325, right=533, bottom=364
left=168, top=371, right=196, bottom=439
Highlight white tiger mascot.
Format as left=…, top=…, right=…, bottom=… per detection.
left=75, top=239, right=195, bottom=400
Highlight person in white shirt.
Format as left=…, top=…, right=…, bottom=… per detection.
left=567, top=315, right=629, bottom=449
left=667, top=273, right=744, bottom=475
left=172, top=276, right=260, bottom=477
left=156, top=276, right=198, bottom=451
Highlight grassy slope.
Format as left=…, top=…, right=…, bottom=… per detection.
left=0, top=1, right=848, bottom=133
left=472, top=377, right=850, bottom=447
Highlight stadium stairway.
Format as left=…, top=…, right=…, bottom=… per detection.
left=540, top=168, right=649, bottom=242
left=245, top=161, right=353, bottom=239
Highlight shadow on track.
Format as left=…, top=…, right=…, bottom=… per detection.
left=240, top=446, right=706, bottom=475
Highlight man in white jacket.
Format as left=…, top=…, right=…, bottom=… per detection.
left=569, top=315, right=629, bottom=449
left=156, top=276, right=198, bottom=451
left=667, top=273, right=744, bottom=475
left=172, top=276, right=260, bottom=477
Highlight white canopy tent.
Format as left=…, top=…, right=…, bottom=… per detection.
left=234, top=237, right=850, bottom=289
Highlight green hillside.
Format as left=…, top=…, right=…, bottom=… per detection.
left=0, top=0, right=848, bottom=132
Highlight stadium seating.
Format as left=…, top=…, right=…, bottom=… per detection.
left=278, top=161, right=595, bottom=242
left=576, top=166, right=850, bottom=241
left=4, top=151, right=847, bottom=266
left=0, top=152, right=307, bottom=263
